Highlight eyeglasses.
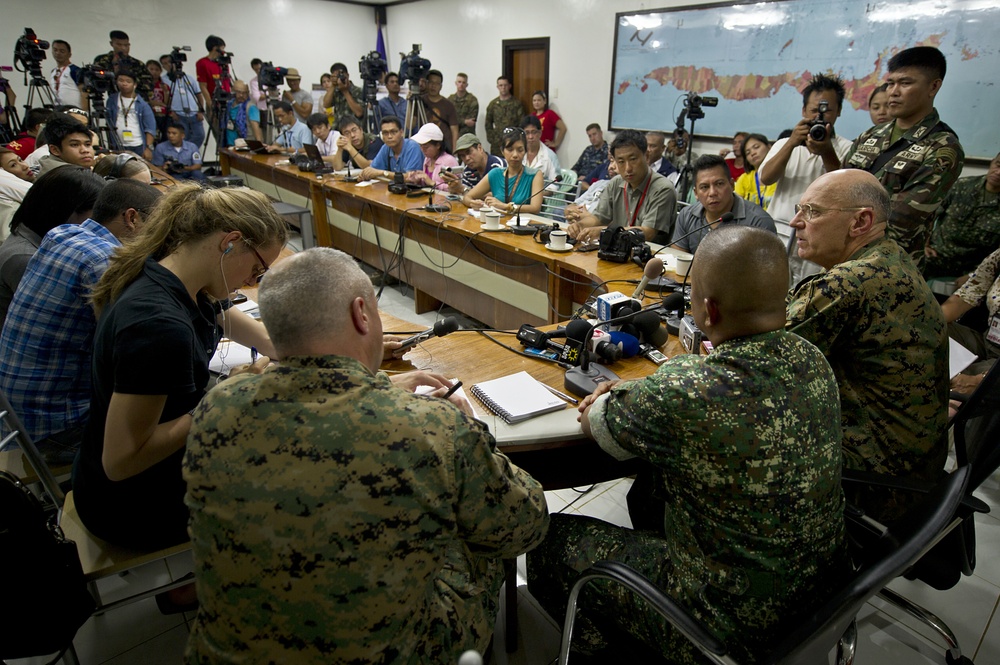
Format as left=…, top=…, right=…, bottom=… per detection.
left=794, top=203, right=871, bottom=222
left=246, top=242, right=270, bottom=283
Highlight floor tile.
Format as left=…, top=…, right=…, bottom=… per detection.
left=99, top=622, right=189, bottom=665
left=854, top=603, right=950, bottom=664
left=973, top=596, right=1000, bottom=663
left=969, top=512, right=1000, bottom=588
left=70, top=596, right=186, bottom=665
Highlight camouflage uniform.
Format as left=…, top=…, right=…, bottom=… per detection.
left=924, top=175, right=1000, bottom=279
left=92, top=52, right=155, bottom=102
left=843, top=109, right=964, bottom=269
left=529, top=329, right=847, bottom=664
left=787, top=236, right=949, bottom=521
left=184, top=355, right=549, bottom=664
left=448, top=92, right=479, bottom=138
left=950, top=248, right=1000, bottom=373
left=572, top=141, right=609, bottom=182
left=324, top=84, right=365, bottom=124
left=484, top=97, right=525, bottom=156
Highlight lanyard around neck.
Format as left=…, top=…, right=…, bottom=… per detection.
left=623, top=173, right=653, bottom=227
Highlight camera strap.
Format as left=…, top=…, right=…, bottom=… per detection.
left=623, top=172, right=653, bottom=227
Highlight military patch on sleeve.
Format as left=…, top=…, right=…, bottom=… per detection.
left=933, top=147, right=959, bottom=174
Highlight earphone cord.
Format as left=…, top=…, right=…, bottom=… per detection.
left=215, top=250, right=232, bottom=382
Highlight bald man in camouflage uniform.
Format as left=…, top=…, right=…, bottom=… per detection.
left=529, top=227, right=847, bottom=663
left=924, top=153, right=1000, bottom=279
left=484, top=76, right=525, bottom=156
left=843, top=46, right=964, bottom=270
left=184, top=248, right=548, bottom=664
left=787, top=169, right=948, bottom=522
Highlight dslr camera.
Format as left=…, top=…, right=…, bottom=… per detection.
left=598, top=226, right=652, bottom=264
left=808, top=100, right=830, bottom=142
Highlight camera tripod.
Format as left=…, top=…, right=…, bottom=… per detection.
left=360, top=78, right=382, bottom=136
left=672, top=110, right=702, bottom=204
left=404, top=89, right=428, bottom=137
left=90, top=89, right=124, bottom=152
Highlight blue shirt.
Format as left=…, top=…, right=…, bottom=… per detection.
left=378, top=96, right=407, bottom=125
left=274, top=120, right=315, bottom=150
left=370, top=139, right=424, bottom=173
left=0, top=220, right=120, bottom=440
left=163, top=72, right=202, bottom=114
left=152, top=140, right=202, bottom=168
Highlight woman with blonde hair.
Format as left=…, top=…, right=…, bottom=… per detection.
left=73, top=183, right=288, bottom=552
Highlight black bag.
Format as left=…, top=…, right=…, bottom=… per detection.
left=0, top=470, right=95, bottom=660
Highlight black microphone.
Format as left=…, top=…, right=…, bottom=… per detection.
left=632, top=309, right=669, bottom=348
left=662, top=291, right=686, bottom=336
left=654, top=211, right=736, bottom=259
left=564, top=306, right=657, bottom=397
left=509, top=174, right=565, bottom=234
left=396, top=316, right=460, bottom=351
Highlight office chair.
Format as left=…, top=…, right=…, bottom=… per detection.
left=539, top=168, right=578, bottom=222
left=842, top=360, right=1000, bottom=664
left=559, top=464, right=971, bottom=665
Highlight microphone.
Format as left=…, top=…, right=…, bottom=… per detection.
left=632, top=309, right=669, bottom=348
left=662, top=291, right=686, bottom=336
left=631, top=257, right=663, bottom=300
left=607, top=331, right=641, bottom=358
left=655, top=211, right=735, bottom=259
left=396, top=316, right=460, bottom=351
left=510, top=174, right=565, bottom=234
left=564, top=306, right=657, bottom=397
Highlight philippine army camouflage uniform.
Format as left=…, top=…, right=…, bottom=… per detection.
left=843, top=109, right=964, bottom=269
left=325, top=84, right=365, bottom=124
left=924, top=175, right=1000, bottom=279
left=485, top=97, right=525, bottom=156
left=787, top=236, right=949, bottom=521
left=93, top=52, right=155, bottom=102
left=529, top=329, right=848, bottom=664
left=183, top=355, right=549, bottom=665
left=448, top=92, right=479, bottom=137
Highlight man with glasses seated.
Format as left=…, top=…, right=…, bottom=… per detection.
left=332, top=115, right=383, bottom=171
left=359, top=116, right=423, bottom=181
left=786, top=169, right=948, bottom=522
left=0, top=180, right=161, bottom=465
left=265, top=101, right=314, bottom=154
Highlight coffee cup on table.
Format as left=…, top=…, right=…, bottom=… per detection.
left=480, top=205, right=494, bottom=215
left=484, top=212, right=501, bottom=230
left=674, top=253, right=694, bottom=277
left=549, top=230, right=568, bottom=250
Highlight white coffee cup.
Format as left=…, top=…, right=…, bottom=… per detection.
left=484, top=212, right=501, bottom=230
left=480, top=205, right=494, bottom=215
left=549, top=230, right=568, bottom=250
left=674, top=253, right=694, bottom=277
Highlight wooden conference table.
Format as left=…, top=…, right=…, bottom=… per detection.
left=221, top=149, right=667, bottom=330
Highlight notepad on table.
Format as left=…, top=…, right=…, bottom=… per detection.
left=470, top=371, right=567, bottom=424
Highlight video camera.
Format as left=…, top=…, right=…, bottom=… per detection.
left=358, top=51, right=387, bottom=83
left=598, top=226, right=652, bottom=265
left=682, top=92, right=718, bottom=121
left=808, top=100, right=830, bottom=142
left=14, top=28, right=48, bottom=77
left=216, top=50, right=233, bottom=67
left=80, top=64, right=116, bottom=94
left=259, top=62, right=288, bottom=88
left=398, top=44, right=430, bottom=86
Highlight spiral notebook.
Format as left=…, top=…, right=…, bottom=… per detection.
left=470, top=371, right=567, bottom=424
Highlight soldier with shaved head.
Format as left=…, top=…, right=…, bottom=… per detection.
left=530, top=226, right=847, bottom=663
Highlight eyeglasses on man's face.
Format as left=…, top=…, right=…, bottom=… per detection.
left=793, top=203, right=871, bottom=223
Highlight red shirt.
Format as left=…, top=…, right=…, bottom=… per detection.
left=725, top=156, right=745, bottom=180
left=534, top=109, right=561, bottom=145
left=196, top=57, right=231, bottom=97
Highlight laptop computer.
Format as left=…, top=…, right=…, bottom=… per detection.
left=243, top=140, right=269, bottom=154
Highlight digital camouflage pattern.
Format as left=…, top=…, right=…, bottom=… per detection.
left=787, top=236, right=949, bottom=520
left=325, top=83, right=365, bottom=124
left=924, top=175, right=1000, bottom=279
left=954, top=247, right=1000, bottom=317
left=484, top=97, right=525, bottom=156
left=92, top=52, right=155, bottom=103
left=529, top=330, right=848, bottom=664
left=448, top=92, right=479, bottom=138
left=183, top=355, right=549, bottom=665
left=843, top=109, right=964, bottom=269
left=572, top=142, right=609, bottom=183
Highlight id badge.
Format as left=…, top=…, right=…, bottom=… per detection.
left=227, top=120, right=235, bottom=131
left=122, top=130, right=134, bottom=141
left=987, top=314, right=1000, bottom=347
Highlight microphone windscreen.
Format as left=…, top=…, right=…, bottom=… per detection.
left=618, top=323, right=639, bottom=338
left=720, top=212, right=735, bottom=223
left=433, top=316, right=460, bottom=336
left=633, top=310, right=669, bottom=347
left=608, top=331, right=641, bottom=358
left=662, top=292, right=685, bottom=312
left=643, top=257, right=664, bottom=281
left=565, top=318, right=593, bottom=343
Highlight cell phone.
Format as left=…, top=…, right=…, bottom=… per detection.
left=231, top=293, right=248, bottom=304
left=640, top=343, right=668, bottom=365
left=442, top=165, right=466, bottom=175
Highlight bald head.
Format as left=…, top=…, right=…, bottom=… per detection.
left=690, top=226, right=789, bottom=342
left=258, top=248, right=379, bottom=362
left=232, top=79, right=249, bottom=95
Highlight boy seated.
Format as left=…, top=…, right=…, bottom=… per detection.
left=152, top=122, right=205, bottom=180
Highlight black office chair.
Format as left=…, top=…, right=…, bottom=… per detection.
left=842, top=360, right=1000, bottom=664
left=558, top=464, right=971, bottom=665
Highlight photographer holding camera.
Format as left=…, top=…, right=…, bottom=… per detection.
left=152, top=122, right=204, bottom=180
left=758, top=74, right=854, bottom=284
left=323, top=63, right=364, bottom=122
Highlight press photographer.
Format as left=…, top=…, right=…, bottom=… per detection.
left=323, top=62, right=363, bottom=121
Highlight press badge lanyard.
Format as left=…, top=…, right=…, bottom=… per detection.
left=120, top=96, right=137, bottom=127
left=623, top=173, right=653, bottom=227
left=754, top=171, right=764, bottom=206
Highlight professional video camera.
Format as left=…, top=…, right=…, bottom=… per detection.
left=398, top=44, right=431, bottom=86
left=14, top=28, right=48, bottom=77
left=808, top=99, right=830, bottom=142
left=166, top=46, right=191, bottom=81
left=259, top=62, right=288, bottom=88
left=358, top=51, right=387, bottom=83
left=598, top=226, right=653, bottom=265
left=217, top=50, right=233, bottom=67
left=682, top=91, right=718, bottom=121
left=80, top=64, right=116, bottom=94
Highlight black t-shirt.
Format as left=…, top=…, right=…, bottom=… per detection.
left=340, top=134, right=384, bottom=169
left=72, top=257, right=222, bottom=549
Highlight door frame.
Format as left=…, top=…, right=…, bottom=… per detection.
left=502, top=37, right=550, bottom=104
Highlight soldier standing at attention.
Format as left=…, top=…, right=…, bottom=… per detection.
left=184, top=247, right=549, bottom=663
left=530, top=226, right=847, bottom=663
left=484, top=76, right=525, bottom=157
left=448, top=72, right=479, bottom=138
left=842, top=46, right=964, bottom=269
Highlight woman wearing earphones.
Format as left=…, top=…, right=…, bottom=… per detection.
left=73, top=183, right=288, bottom=551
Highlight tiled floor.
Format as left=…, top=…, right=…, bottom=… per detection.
left=13, top=257, right=999, bottom=664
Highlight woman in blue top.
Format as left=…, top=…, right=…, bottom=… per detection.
left=462, top=127, right=544, bottom=215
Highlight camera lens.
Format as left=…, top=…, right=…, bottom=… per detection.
left=809, top=124, right=827, bottom=142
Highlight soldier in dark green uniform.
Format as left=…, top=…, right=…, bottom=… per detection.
left=787, top=169, right=948, bottom=522
left=484, top=76, right=525, bottom=157
left=924, top=152, right=1000, bottom=279
left=322, top=62, right=364, bottom=122
left=842, top=46, right=964, bottom=269
left=92, top=30, right=154, bottom=103
left=530, top=226, right=847, bottom=663
left=184, top=248, right=548, bottom=665
left=448, top=72, right=479, bottom=138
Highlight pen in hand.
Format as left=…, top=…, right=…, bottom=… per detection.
left=250, top=346, right=258, bottom=363
left=442, top=380, right=463, bottom=399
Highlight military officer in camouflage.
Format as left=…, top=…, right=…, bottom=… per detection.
left=184, top=248, right=549, bottom=664
left=529, top=226, right=847, bottom=663
left=484, top=76, right=525, bottom=156
left=924, top=151, right=1000, bottom=280
left=842, top=46, right=964, bottom=269
left=93, top=30, right=155, bottom=103
left=449, top=72, right=479, bottom=138
left=787, top=169, right=948, bottom=521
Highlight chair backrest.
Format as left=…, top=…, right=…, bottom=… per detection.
left=952, top=360, right=1000, bottom=491
left=0, top=391, right=65, bottom=508
left=539, top=169, right=578, bottom=222
left=769, top=465, right=971, bottom=664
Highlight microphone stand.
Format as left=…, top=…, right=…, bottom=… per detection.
left=509, top=174, right=564, bottom=235
left=564, top=306, right=657, bottom=397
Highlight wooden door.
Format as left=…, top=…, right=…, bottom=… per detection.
left=503, top=38, right=550, bottom=118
